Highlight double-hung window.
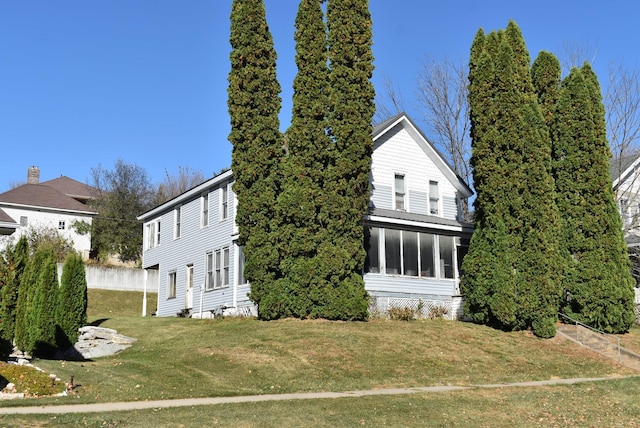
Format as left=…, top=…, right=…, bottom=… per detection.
left=146, top=219, right=161, bottom=249
left=205, top=247, right=230, bottom=290
left=394, top=174, right=406, bottom=211
left=429, top=181, right=439, bottom=215
left=167, top=271, right=176, bottom=299
left=205, top=251, right=214, bottom=290
left=202, top=193, right=209, bottom=227
left=174, top=206, right=181, bottom=239
left=221, top=185, right=229, bottom=221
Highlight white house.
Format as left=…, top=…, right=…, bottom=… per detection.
left=138, top=113, right=474, bottom=318
left=611, top=153, right=640, bottom=240
left=0, top=167, right=97, bottom=258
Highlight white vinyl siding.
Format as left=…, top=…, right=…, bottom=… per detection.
left=371, top=125, right=461, bottom=219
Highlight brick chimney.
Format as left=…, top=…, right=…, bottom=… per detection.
left=27, top=166, right=40, bottom=184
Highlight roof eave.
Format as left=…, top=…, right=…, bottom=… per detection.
left=137, top=169, right=233, bottom=221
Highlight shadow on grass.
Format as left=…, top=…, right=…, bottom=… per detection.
left=89, top=318, right=110, bottom=327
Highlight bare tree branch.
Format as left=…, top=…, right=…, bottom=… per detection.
left=374, top=72, right=406, bottom=124
left=415, top=54, right=472, bottom=188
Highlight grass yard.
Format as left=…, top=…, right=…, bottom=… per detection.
left=1, top=289, right=639, bottom=426
left=5, top=377, right=640, bottom=427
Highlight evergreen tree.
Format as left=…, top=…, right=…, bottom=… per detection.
left=552, top=65, right=636, bottom=333
left=267, top=0, right=331, bottom=319
left=56, top=252, right=88, bottom=347
left=30, top=247, right=59, bottom=356
left=0, top=236, right=28, bottom=349
left=228, top=0, right=283, bottom=319
left=461, top=21, right=562, bottom=338
left=310, top=0, right=374, bottom=320
left=531, top=51, right=561, bottom=128
left=14, top=244, right=49, bottom=353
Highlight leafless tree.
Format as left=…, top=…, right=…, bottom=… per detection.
left=156, top=165, right=207, bottom=204
left=605, top=62, right=640, bottom=159
left=374, top=72, right=406, bottom=124
left=559, top=40, right=600, bottom=74
left=415, top=54, right=472, bottom=190
left=8, top=180, right=25, bottom=190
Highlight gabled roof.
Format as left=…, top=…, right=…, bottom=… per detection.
left=138, top=170, right=233, bottom=221
left=611, top=153, right=640, bottom=190
left=372, top=112, right=473, bottom=198
left=138, top=113, right=474, bottom=221
left=40, top=176, right=96, bottom=202
left=0, top=184, right=97, bottom=215
left=0, top=208, right=18, bottom=235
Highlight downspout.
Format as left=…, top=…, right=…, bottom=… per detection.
left=233, top=243, right=239, bottom=308
left=142, top=269, right=148, bottom=317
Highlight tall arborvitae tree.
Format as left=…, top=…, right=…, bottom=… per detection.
left=316, top=0, right=374, bottom=320
left=462, top=21, right=562, bottom=338
left=14, top=244, right=49, bottom=353
left=56, top=252, right=88, bottom=347
left=0, top=236, right=28, bottom=348
left=531, top=51, right=562, bottom=128
left=30, top=247, right=59, bottom=357
left=267, top=0, right=331, bottom=319
left=228, top=0, right=283, bottom=319
left=552, top=65, right=636, bottom=333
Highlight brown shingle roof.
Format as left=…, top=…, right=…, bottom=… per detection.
left=40, top=176, right=96, bottom=202
left=0, top=184, right=97, bottom=214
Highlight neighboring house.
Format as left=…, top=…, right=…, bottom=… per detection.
left=611, top=153, right=640, bottom=239
left=138, top=113, right=474, bottom=318
left=0, top=167, right=97, bottom=258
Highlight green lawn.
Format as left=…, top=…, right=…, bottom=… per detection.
left=1, top=289, right=638, bottom=426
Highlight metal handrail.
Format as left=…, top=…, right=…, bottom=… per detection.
left=558, top=312, right=621, bottom=363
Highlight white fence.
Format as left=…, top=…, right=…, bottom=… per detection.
left=56, top=264, right=158, bottom=292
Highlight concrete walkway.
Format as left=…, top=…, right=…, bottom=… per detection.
left=0, top=376, right=622, bottom=415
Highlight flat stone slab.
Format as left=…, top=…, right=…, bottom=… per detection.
left=60, top=326, right=136, bottom=360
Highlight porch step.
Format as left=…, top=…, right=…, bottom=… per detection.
left=557, top=324, right=640, bottom=372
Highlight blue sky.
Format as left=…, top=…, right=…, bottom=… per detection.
left=1, top=0, right=638, bottom=191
